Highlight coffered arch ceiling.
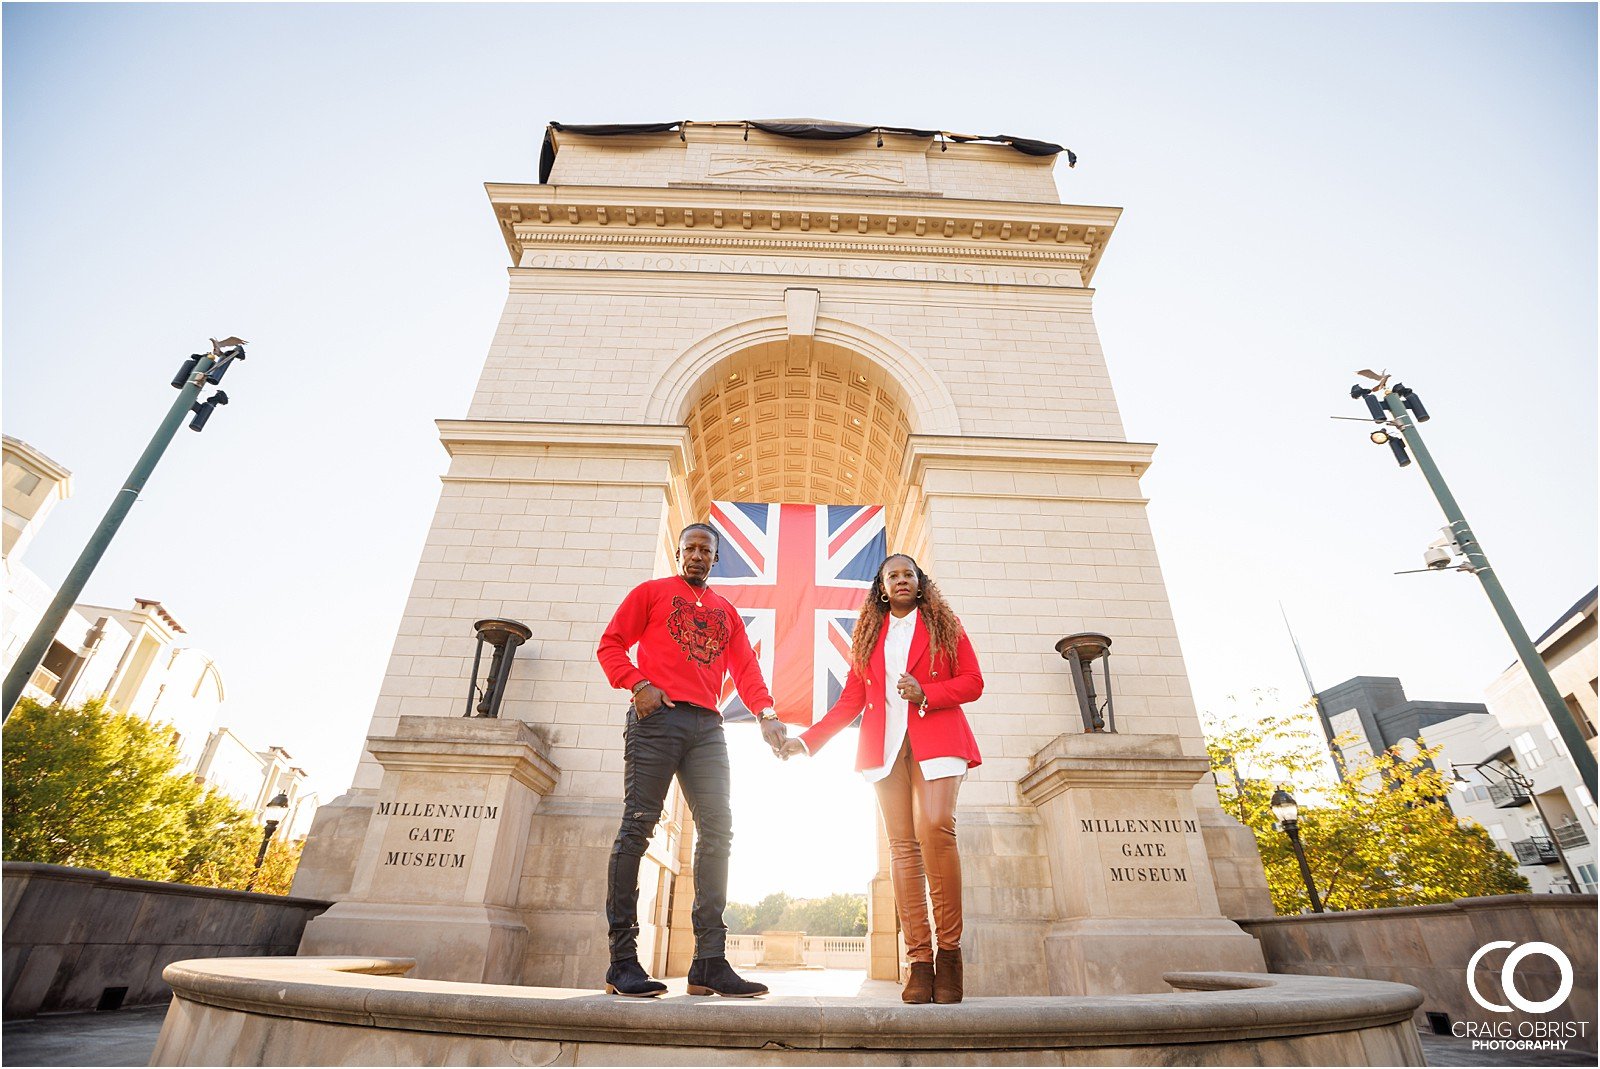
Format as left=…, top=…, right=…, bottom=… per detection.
left=681, top=340, right=914, bottom=537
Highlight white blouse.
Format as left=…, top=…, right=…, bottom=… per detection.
left=860, top=612, right=966, bottom=784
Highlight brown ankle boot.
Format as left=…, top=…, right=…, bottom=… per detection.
left=933, top=948, right=963, bottom=1004
left=901, top=961, right=934, bottom=1004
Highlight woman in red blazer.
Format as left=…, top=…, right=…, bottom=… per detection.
left=781, top=553, right=983, bottom=1004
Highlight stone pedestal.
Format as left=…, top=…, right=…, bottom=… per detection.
left=1019, top=732, right=1265, bottom=995
left=287, top=791, right=376, bottom=901
left=298, top=716, right=558, bottom=984
left=758, top=931, right=805, bottom=967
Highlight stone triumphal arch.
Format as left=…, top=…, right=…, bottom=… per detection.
left=293, top=120, right=1271, bottom=997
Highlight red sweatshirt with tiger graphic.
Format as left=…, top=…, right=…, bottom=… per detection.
left=597, top=576, right=775, bottom=715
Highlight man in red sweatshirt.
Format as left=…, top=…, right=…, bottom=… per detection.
left=596, top=522, right=787, bottom=998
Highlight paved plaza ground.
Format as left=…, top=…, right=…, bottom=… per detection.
left=2, top=969, right=1592, bottom=1067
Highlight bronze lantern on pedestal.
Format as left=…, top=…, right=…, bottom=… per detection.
left=1055, top=631, right=1115, bottom=733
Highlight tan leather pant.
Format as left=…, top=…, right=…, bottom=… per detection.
left=873, top=740, right=963, bottom=964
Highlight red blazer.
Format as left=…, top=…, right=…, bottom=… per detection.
left=801, top=612, right=983, bottom=771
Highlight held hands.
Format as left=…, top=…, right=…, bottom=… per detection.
left=897, top=673, right=926, bottom=705
left=779, top=738, right=807, bottom=761
left=758, top=714, right=788, bottom=756
left=633, top=684, right=675, bottom=718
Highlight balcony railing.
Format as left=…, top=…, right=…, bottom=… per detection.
left=1489, top=781, right=1532, bottom=809
left=725, top=935, right=868, bottom=969
left=1553, top=822, right=1589, bottom=850
left=1511, top=836, right=1561, bottom=866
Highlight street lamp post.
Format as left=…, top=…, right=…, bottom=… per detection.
left=1348, top=375, right=1597, bottom=799
left=247, top=791, right=291, bottom=893
left=1270, top=787, right=1325, bottom=913
left=2, top=338, right=248, bottom=722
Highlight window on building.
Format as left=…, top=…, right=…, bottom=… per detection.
left=1578, top=863, right=1598, bottom=895
left=1576, top=785, right=1599, bottom=826
left=1545, top=722, right=1570, bottom=758
left=10, top=470, right=40, bottom=495
left=1487, top=823, right=1507, bottom=841
left=1563, top=695, right=1597, bottom=741
left=1513, top=732, right=1545, bottom=769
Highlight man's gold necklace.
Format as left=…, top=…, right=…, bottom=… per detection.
left=681, top=576, right=710, bottom=608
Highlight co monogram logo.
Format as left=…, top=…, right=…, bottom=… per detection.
left=1466, top=941, right=1574, bottom=1014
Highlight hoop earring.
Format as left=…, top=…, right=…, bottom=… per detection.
left=916, top=590, right=924, bottom=600
left=879, top=592, right=890, bottom=604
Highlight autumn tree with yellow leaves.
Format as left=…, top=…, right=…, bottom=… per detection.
left=1204, top=694, right=1527, bottom=914
left=2, top=697, right=301, bottom=894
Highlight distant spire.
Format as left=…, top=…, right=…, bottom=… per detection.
left=1280, top=602, right=1318, bottom=704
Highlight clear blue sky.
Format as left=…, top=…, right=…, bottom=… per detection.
left=4, top=4, right=1595, bottom=896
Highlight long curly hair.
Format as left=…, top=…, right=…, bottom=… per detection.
left=849, top=554, right=963, bottom=670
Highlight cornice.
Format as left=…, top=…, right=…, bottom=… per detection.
left=904, top=435, right=1157, bottom=478
left=365, top=739, right=560, bottom=797
left=485, top=183, right=1120, bottom=283
left=437, top=420, right=693, bottom=472
left=1, top=434, right=73, bottom=490
left=1020, top=754, right=1213, bottom=805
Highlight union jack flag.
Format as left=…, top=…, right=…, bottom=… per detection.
left=708, top=502, right=887, bottom=726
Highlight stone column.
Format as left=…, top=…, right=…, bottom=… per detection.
left=298, top=716, right=558, bottom=984
left=1020, top=732, right=1265, bottom=994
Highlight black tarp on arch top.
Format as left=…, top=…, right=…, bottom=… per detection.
left=538, top=120, right=1074, bottom=184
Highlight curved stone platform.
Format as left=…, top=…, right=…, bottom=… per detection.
left=151, top=956, right=1425, bottom=1066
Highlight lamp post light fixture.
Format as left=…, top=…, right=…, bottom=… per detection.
left=465, top=618, right=533, bottom=718
left=247, top=791, right=291, bottom=893
left=1054, top=632, right=1115, bottom=733
left=1270, top=787, right=1325, bottom=913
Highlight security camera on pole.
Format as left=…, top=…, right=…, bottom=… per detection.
left=1344, top=371, right=1596, bottom=797
left=2, top=338, right=248, bottom=722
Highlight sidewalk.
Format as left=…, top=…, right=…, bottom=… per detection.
left=2, top=972, right=1593, bottom=1067
left=3, top=1003, right=169, bottom=1067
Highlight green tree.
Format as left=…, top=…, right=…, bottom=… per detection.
left=171, top=786, right=278, bottom=889
left=722, top=900, right=756, bottom=933
left=2, top=697, right=296, bottom=892
left=1205, top=692, right=1528, bottom=913
left=183, top=834, right=304, bottom=896
left=748, top=892, right=791, bottom=932
left=779, top=893, right=868, bottom=936
left=725, top=892, right=867, bottom=936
